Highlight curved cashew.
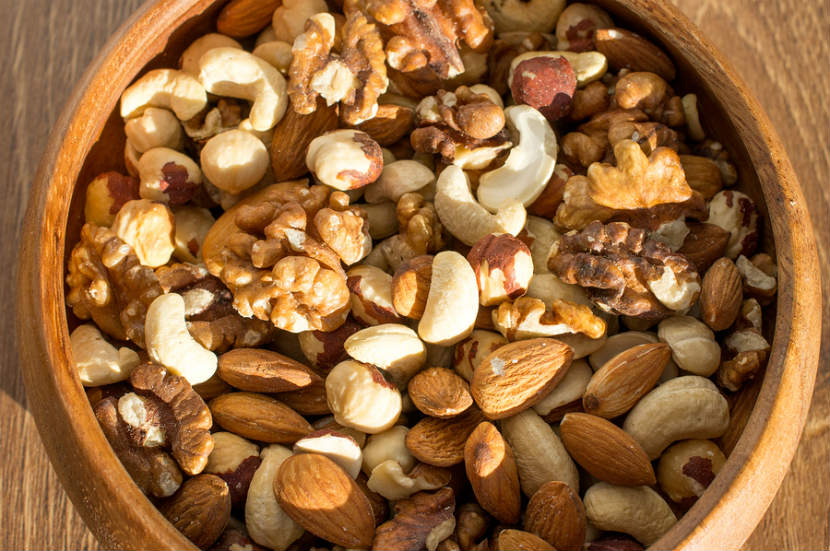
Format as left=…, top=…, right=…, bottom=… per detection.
left=124, top=107, right=183, bottom=153
left=200, top=129, right=269, bottom=194
left=366, top=160, right=435, bottom=203
left=253, top=41, right=293, bottom=74
left=525, top=216, right=561, bottom=273
left=145, top=293, right=218, bottom=385
left=245, top=445, right=304, bottom=550
left=434, top=165, right=526, bottom=246
left=657, top=316, right=721, bottom=376
left=70, top=324, right=140, bottom=386
left=477, top=105, right=557, bottom=210
left=622, top=376, right=729, bottom=459
left=179, top=33, right=242, bottom=77
left=583, top=482, right=677, bottom=546
left=526, top=273, right=593, bottom=308
left=418, top=251, right=479, bottom=346
left=509, top=50, right=608, bottom=87
left=367, top=460, right=448, bottom=500
left=362, top=425, right=415, bottom=475
left=198, top=47, right=288, bottom=131
left=120, top=69, right=207, bottom=121
left=137, top=147, right=202, bottom=203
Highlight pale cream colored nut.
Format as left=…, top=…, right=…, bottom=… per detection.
left=312, top=416, right=368, bottom=448
left=367, top=160, right=436, bottom=203
left=179, top=33, right=243, bottom=76
left=418, top=250, right=479, bottom=346
left=622, top=376, right=730, bottom=459
left=172, top=206, right=215, bottom=264
left=657, top=439, right=726, bottom=505
left=590, top=331, right=678, bottom=382
left=509, top=51, right=608, bottom=88
left=326, top=360, right=402, bottom=434
left=500, top=409, right=579, bottom=496
left=467, top=233, right=533, bottom=306
left=83, top=171, right=140, bottom=227
left=477, top=105, right=558, bottom=210
left=294, top=430, right=363, bottom=478
left=344, top=324, right=427, bottom=389
left=306, top=129, right=384, bottom=191
left=532, top=359, right=592, bottom=416
left=245, top=444, right=304, bottom=550
left=707, top=190, right=759, bottom=259
left=362, top=425, right=415, bottom=475
left=70, top=324, right=140, bottom=386
left=124, top=107, right=184, bottom=154
left=554, top=331, right=608, bottom=359
left=583, top=482, right=676, bottom=546
left=120, top=68, right=207, bottom=121
left=272, top=0, right=328, bottom=43
left=125, top=141, right=141, bottom=177
left=657, top=316, right=721, bottom=376
left=145, top=293, right=218, bottom=385
left=739, top=298, right=763, bottom=331
left=453, top=330, right=507, bottom=382
left=493, top=296, right=606, bottom=341
left=736, top=254, right=777, bottom=299
left=650, top=218, right=690, bottom=252
left=256, top=25, right=277, bottom=45
left=206, top=432, right=259, bottom=475
left=480, top=0, right=564, bottom=33
left=346, top=264, right=401, bottom=325
left=363, top=201, right=399, bottom=240
left=111, top=199, right=175, bottom=268
left=199, top=47, right=288, bottom=131
left=200, top=130, right=269, bottom=194
left=434, top=165, right=526, bottom=246
left=525, top=216, right=561, bottom=274
left=555, top=3, right=614, bottom=50
left=526, top=273, right=593, bottom=308
left=681, top=94, right=705, bottom=142
left=367, top=460, right=450, bottom=501
left=252, top=40, right=293, bottom=74
left=137, top=147, right=202, bottom=205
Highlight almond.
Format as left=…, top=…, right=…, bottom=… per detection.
left=679, top=155, right=723, bottom=200
left=392, top=255, right=433, bottom=319
left=678, top=222, right=730, bottom=272
left=275, top=453, right=376, bottom=548
left=594, top=28, right=676, bottom=81
left=471, top=338, right=573, bottom=419
left=582, top=343, right=670, bottom=418
left=216, top=0, right=280, bottom=37
left=406, top=408, right=486, bottom=467
left=210, top=392, right=313, bottom=443
left=159, top=474, right=231, bottom=549
left=464, top=422, right=521, bottom=525
left=523, top=481, right=586, bottom=551
left=353, top=104, right=415, bottom=146
left=560, top=413, right=656, bottom=486
left=217, top=348, right=321, bottom=393
left=270, top=97, right=339, bottom=180
left=700, top=257, right=743, bottom=331
left=494, top=529, right=556, bottom=551
left=408, top=367, right=474, bottom=418
left=276, top=376, right=331, bottom=415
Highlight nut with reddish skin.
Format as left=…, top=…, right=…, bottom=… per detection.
left=160, top=474, right=232, bottom=549
left=657, top=439, right=726, bottom=507
left=84, top=171, right=141, bottom=227
left=510, top=55, right=577, bottom=122
left=137, top=147, right=202, bottom=205
left=205, top=432, right=261, bottom=508
left=392, top=255, right=434, bottom=319
left=677, top=222, right=730, bottom=272
left=587, top=535, right=644, bottom=551
left=307, top=129, right=384, bottom=191
left=706, top=190, right=759, bottom=259
left=700, top=258, right=743, bottom=331
left=210, top=391, right=313, bottom=444
left=453, top=330, right=507, bottom=382
left=555, top=3, right=614, bottom=51
left=347, top=264, right=402, bottom=325
left=298, top=317, right=362, bottom=371
left=467, top=234, right=534, bottom=306
left=325, top=360, right=402, bottom=434
left=345, top=323, right=427, bottom=389
left=373, top=487, right=457, bottom=551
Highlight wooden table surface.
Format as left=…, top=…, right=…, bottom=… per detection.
left=1, top=0, right=827, bottom=549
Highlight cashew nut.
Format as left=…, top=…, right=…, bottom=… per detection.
left=344, top=324, right=427, bottom=389
left=509, top=51, right=608, bottom=88
left=145, top=293, right=218, bottom=385
left=366, top=160, right=435, bottom=203
left=200, top=129, right=269, bottom=194
left=657, top=316, right=721, bottom=376
left=526, top=273, right=593, bottom=308
left=112, top=199, right=175, bottom=268
left=434, top=165, right=526, bottom=246
left=362, top=425, right=415, bottom=475
left=198, top=48, right=288, bottom=131
left=272, top=0, right=328, bottom=43
left=245, top=445, right=304, bottom=550
left=477, top=105, right=557, bottom=210
left=179, top=33, right=242, bottom=77
left=70, top=324, right=140, bottom=386
left=418, top=251, right=479, bottom=346
left=363, top=202, right=399, bottom=240
left=583, top=482, right=677, bottom=546
left=532, top=359, right=592, bottom=416
left=252, top=41, right=293, bottom=74
left=681, top=93, right=705, bottom=142
left=124, top=107, right=184, bottom=153
left=137, top=147, right=202, bottom=203
left=120, top=69, right=207, bottom=121
left=294, top=431, right=363, bottom=478
left=554, top=331, right=608, bottom=359
left=622, top=376, right=730, bottom=459
left=367, top=460, right=448, bottom=500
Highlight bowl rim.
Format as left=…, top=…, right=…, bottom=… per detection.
left=16, top=0, right=822, bottom=549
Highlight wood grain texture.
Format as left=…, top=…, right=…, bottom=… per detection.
left=0, top=1, right=826, bottom=550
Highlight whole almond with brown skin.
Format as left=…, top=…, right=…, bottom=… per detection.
left=594, top=28, right=676, bottom=81
left=276, top=377, right=332, bottom=415
left=679, top=155, right=723, bottom=200
left=270, top=97, right=339, bottom=179
left=406, top=408, right=485, bottom=467
left=408, top=367, right=473, bottom=418
left=700, top=257, right=743, bottom=331
left=494, top=529, right=556, bottom=551
left=275, top=453, right=375, bottom=548
left=353, top=104, right=415, bottom=146
left=472, top=338, right=573, bottom=419
left=524, top=481, right=586, bottom=551
left=560, top=413, right=656, bottom=486
left=216, top=0, right=280, bottom=37
left=678, top=222, right=730, bottom=272
left=464, top=422, right=521, bottom=525
left=392, top=255, right=433, bottom=319
left=159, top=474, right=231, bottom=549
left=218, top=348, right=321, bottom=393
left=582, top=343, right=670, bottom=418
left=210, top=392, right=312, bottom=443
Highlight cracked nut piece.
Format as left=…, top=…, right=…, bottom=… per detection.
left=367, top=460, right=451, bottom=501
left=307, top=129, right=383, bottom=190
left=83, top=171, right=141, bottom=227
left=418, top=250, right=479, bottom=346
left=70, top=324, right=140, bottom=386
left=716, top=328, right=771, bottom=391
left=160, top=474, right=231, bottom=549
left=326, top=360, right=402, bottom=433
left=137, top=147, right=203, bottom=205
left=294, top=430, right=363, bottom=479
left=556, top=3, right=613, bottom=51
left=549, top=221, right=701, bottom=318
left=583, top=482, right=676, bottom=546
left=363, top=425, right=415, bottom=475
left=657, top=439, right=726, bottom=507
left=736, top=254, right=777, bottom=301
left=172, top=206, right=214, bottom=264
left=347, top=264, right=400, bottom=325
left=453, top=330, right=507, bottom=382
left=112, top=199, right=175, bottom=268
left=465, top=421, right=521, bottom=524
left=298, top=318, right=362, bottom=371
left=493, top=296, right=606, bottom=341
left=408, top=367, right=473, bottom=418
left=373, top=487, right=457, bottom=551
left=120, top=68, right=207, bottom=121
left=205, top=432, right=261, bottom=508
left=707, top=190, right=759, bottom=259
left=414, top=86, right=506, bottom=142
left=657, top=316, right=721, bottom=376
left=467, top=234, right=533, bottom=306
left=345, top=324, right=427, bottom=388
left=392, top=255, right=433, bottom=319
left=245, top=445, right=304, bottom=550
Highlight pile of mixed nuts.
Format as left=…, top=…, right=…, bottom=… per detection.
left=66, top=0, right=778, bottom=549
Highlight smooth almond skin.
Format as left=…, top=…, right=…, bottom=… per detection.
left=270, top=98, right=339, bottom=179
left=524, top=480, right=586, bottom=551
left=159, top=474, right=231, bottom=549
left=217, top=0, right=279, bottom=37
left=217, top=348, right=320, bottom=393
left=594, top=28, right=676, bottom=81
left=472, top=338, right=573, bottom=419
left=560, top=413, right=656, bottom=486
left=464, top=422, right=521, bottom=525
left=582, top=343, right=670, bottom=418
left=275, top=453, right=376, bottom=549
left=494, top=529, right=556, bottom=551
left=210, top=392, right=312, bottom=444
left=406, top=408, right=486, bottom=467
left=408, top=367, right=474, bottom=418
left=700, top=257, right=743, bottom=331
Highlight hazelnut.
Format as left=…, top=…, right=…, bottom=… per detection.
left=510, top=55, right=577, bottom=122
left=452, top=330, right=508, bottom=382
left=467, top=234, right=534, bottom=306
left=555, top=3, right=614, bottom=51
left=346, top=264, right=401, bottom=325
left=325, top=360, right=402, bottom=434
left=84, top=171, right=140, bottom=227
left=657, top=439, right=725, bottom=506
left=306, top=129, right=383, bottom=191
left=344, top=323, right=427, bottom=389
left=297, top=318, right=362, bottom=371
left=204, top=432, right=261, bottom=508
left=172, top=206, right=214, bottom=263
left=707, top=190, right=759, bottom=259
left=111, top=199, right=175, bottom=268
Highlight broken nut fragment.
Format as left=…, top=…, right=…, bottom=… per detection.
left=306, top=129, right=384, bottom=190
left=493, top=296, right=606, bottom=341
left=325, top=360, right=402, bottom=433
left=373, top=487, right=457, bottom=551
left=467, top=233, right=533, bottom=306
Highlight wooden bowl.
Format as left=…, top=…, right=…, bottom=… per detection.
left=17, top=0, right=822, bottom=549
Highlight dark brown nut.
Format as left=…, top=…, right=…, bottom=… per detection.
left=467, top=234, right=534, bottom=306
left=706, top=190, right=759, bottom=259
left=657, top=439, right=726, bottom=507
left=570, top=81, right=610, bottom=121
left=694, top=139, right=738, bottom=186
left=373, top=487, right=457, bottom=551
left=298, top=317, right=362, bottom=371
left=160, top=474, right=231, bottom=549
left=700, top=258, right=743, bottom=331
left=217, top=348, right=321, bottom=393
left=210, top=392, right=313, bottom=443
left=679, top=155, right=723, bottom=199
left=677, top=222, right=730, bottom=272
left=453, top=330, right=508, bottom=382
left=555, top=3, right=614, bottom=51
left=510, top=55, right=577, bottom=122
left=270, top=98, right=339, bottom=180
left=205, top=432, right=261, bottom=509
left=455, top=503, right=491, bottom=549
left=392, top=255, right=434, bottom=319
left=523, top=481, right=587, bottom=551
left=84, top=171, right=141, bottom=227
left=528, top=164, right=573, bottom=218
left=594, top=28, right=676, bottom=81
left=276, top=376, right=332, bottom=415
left=716, top=328, right=771, bottom=392
left=487, top=33, right=558, bottom=95
left=347, top=264, right=402, bottom=325
left=354, top=103, right=416, bottom=146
